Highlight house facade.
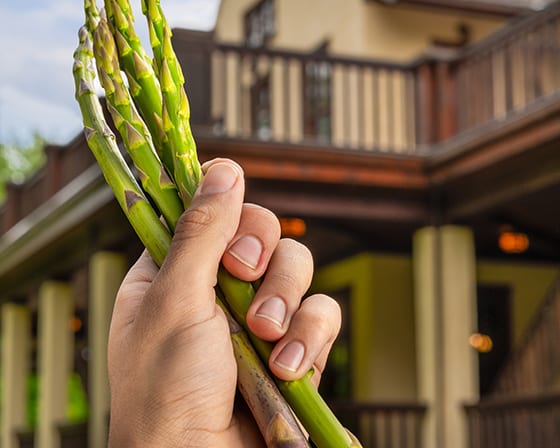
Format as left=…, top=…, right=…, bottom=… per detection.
left=1, top=1, right=559, bottom=447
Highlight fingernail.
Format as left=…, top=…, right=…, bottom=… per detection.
left=200, top=163, right=239, bottom=195
left=273, top=341, right=305, bottom=372
left=228, top=235, right=262, bottom=269
left=255, top=296, right=287, bottom=328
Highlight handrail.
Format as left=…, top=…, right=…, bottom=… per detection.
left=464, top=391, right=560, bottom=448
left=215, top=41, right=416, bottom=71
left=465, top=391, right=560, bottom=412
left=457, top=1, right=560, bottom=59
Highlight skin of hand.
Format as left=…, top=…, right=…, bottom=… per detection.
left=107, top=158, right=342, bottom=447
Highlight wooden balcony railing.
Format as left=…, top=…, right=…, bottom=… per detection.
left=464, top=392, right=560, bottom=448
left=205, top=44, right=417, bottom=153
left=176, top=2, right=560, bottom=156
left=330, top=400, right=427, bottom=448
left=453, top=1, right=560, bottom=134
left=490, top=276, right=560, bottom=395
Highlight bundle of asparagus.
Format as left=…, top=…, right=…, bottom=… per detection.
left=72, top=1, right=362, bottom=446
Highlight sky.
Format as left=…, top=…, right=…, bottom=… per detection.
left=0, top=0, right=221, bottom=146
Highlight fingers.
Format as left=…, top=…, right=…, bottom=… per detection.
left=268, top=294, right=341, bottom=383
left=137, top=158, right=245, bottom=329
left=221, top=203, right=281, bottom=282
left=246, top=239, right=313, bottom=341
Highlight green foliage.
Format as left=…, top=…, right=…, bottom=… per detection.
left=25, top=372, right=89, bottom=428
left=0, top=134, right=46, bottom=202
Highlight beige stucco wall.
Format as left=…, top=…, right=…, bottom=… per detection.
left=312, top=252, right=417, bottom=401
left=215, top=0, right=506, bottom=61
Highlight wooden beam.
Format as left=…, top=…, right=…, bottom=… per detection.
left=196, top=136, right=429, bottom=189
left=428, top=97, right=560, bottom=183
left=373, top=0, right=528, bottom=16
left=444, top=141, right=560, bottom=219
left=247, top=189, right=428, bottom=222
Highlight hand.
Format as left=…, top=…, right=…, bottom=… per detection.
left=107, top=158, right=342, bottom=447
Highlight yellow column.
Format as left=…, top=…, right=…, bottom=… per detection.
left=88, top=252, right=127, bottom=448
left=36, top=282, right=73, bottom=448
left=413, top=225, right=478, bottom=448
left=1, top=304, right=31, bottom=448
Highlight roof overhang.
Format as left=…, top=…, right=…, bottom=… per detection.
left=371, top=0, right=537, bottom=16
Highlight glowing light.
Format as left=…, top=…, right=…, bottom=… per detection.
left=499, top=229, right=529, bottom=254
left=469, top=332, right=493, bottom=353
left=69, top=316, right=83, bottom=333
left=279, top=218, right=306, bottom=238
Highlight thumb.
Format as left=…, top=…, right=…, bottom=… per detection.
left=140, top=159, right=245, bottom=328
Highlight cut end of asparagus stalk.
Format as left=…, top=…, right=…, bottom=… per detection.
left=265, top=413, right=310, bottom=448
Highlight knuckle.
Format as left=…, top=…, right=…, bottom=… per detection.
left=267, top=270, right=298, bottom=291
left=305, top=294, right=342, bottom=339
left=174, top=204, right=217, bottom=240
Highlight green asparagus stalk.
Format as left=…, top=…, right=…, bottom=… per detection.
left=99, top=0, right=175, bottom=172
left=108, top=0, right=201, bottom=206
left=72, top=26, right=170, bottom=266
left=76, top=1, right=363, bottom=446
left=218, top=269, right=360, bottom=448
left=88, top=8, right=183, bottom=231
left=219, top=301, right=310, bottom=448
left=73, top=26, right=309, bottom=447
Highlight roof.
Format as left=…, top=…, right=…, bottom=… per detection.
left=373, top=0, right=556, bottom=15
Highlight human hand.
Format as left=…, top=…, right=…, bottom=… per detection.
left=107, top=158, right=342, bottom=447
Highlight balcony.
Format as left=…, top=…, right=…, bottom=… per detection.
left=174, top=2, right=560, bottom=157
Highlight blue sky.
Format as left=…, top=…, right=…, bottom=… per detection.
left=0, top=0, right=220, bottom=146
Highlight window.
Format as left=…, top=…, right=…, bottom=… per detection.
left=245, top=0, right=275, bottom=48
left=303, top=61, right=332, bottom=143
left=251, top=74, right=272, bottom=139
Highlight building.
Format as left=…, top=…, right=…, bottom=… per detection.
left=1, top=1, right=559, bottom=447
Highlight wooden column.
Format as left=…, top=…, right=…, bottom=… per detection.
left=36, top=282, right=73, bottom=448
left=1, top=304, right=31, bottom=448
left=413, top=225, right=478, bottom=448
left=88, top=252, right=127, bottom=448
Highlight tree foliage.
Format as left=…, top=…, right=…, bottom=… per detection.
left=0, top=135, right=46, bottom=201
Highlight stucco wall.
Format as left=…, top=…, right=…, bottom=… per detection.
left=215, top=0, right=506, bottom=61
left=312, top=252, right=417, bottom=401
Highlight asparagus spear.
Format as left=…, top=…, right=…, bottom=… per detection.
left=88, top=8, right=183, bottom=232
left=218, top=269, right=360, bottom=448
left=108, top=0, right=201, bottom=206
left=73, top=25, right=309, bottom=447
left=72, top=26, right=170, bottom=266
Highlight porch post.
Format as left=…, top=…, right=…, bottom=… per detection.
left=36, top=281, right=73, bottom=448
left=413, top=225, right=478, bottom=448
left=413, top=226, right=440, bottom=448
left=88, top=252, right=127, bottom=448
left=1, top=304, right=31, bottom=448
